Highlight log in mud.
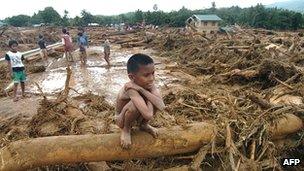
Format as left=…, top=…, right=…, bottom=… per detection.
left=0, top=123, right=216, bottom=171
left=0, top=113, right=302, bottom=171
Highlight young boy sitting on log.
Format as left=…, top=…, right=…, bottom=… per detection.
left=115, top=53, right=165, bottom=149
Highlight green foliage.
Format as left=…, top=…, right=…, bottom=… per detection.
left=81, top=10, right=94, bottom=26
left=30, top=13, right=43, bottom=25
left=133, top=10, right=144, bottom=24
left=37, top=7, right=62, bottom=25
left=61, top=10, right=70, bottom=27
left=291, top=12, right=303, bottom=30
left=71, top=16, right=84, bottom=26
left=169, top=7, right=193, bottom=27
left=5, top=15, right=31, bottom=27
left=3, top=4, right=304, bottom=30
left=145, top=11, right=170, bottom=26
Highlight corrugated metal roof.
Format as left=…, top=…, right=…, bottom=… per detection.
left=193, top=15, right=222, bottom=21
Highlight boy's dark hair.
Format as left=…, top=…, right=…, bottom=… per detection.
left=78, top=32, right=83, bottom=36
left=62, top=28, right=67, bottom=34
left=127, top=53, right=154, bottom=73
left=78, top=27, right=84, bottom=32
left=8, top=40, right=18, bottom=47
left=39, top=34, right=43, bottom=39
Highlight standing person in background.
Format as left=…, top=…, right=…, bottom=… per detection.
left=62, top=28, right=74, bottom=62
left=37, top=34, right=48, bottom=66
left=77, top=32, right=87, bottom=66
left=5, top=40, right=27, bottom=102
left=102, top=34, right=110, bottom=67
left=78, top=27, right=89, bottom=48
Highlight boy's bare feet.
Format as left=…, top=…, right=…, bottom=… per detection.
left=140, top=124, right=158, bottom=138
left=121, top=129, right=131, bottom=149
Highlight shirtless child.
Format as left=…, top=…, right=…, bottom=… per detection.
left=116, top=53, right=165, bottom=149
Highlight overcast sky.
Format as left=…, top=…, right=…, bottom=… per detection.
left=0, top=0, right=288, bottom=19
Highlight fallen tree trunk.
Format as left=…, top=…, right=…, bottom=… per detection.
left=226, top=46, right=251, bottom=50
left=269, top=113, right=303, bottom=140
left=0, top=114, right=302, bottom=171
left=121, top=41, right=146, bottom=48
left=115, top=38, right=142, bottom=44
left=0, top=123, right=217, bottom=171
left=108, top=30, right=139, bottom=36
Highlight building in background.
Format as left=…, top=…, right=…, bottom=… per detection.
left=186, top=14, right=222, bottom=34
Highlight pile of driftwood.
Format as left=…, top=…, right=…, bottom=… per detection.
left=0, top=27, right=303, bottom=170
left=146, top=27, right=304, bottom=170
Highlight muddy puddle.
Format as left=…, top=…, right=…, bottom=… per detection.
left=28, top=45, right=180, bottom=103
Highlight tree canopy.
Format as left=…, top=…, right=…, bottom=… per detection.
left=3, top=5, right=304, bottom=30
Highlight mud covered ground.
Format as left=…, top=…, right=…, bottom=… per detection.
left=0, top=26, right=303, bottom=170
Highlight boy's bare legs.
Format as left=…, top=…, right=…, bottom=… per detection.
left=64, top=52, right=69, bottom=61
left=83, top=52, right=87, bottom=65
left=104, top=53, right=110, bottom=66
left=119, top=101, right=140, bottom=149
left=21, top=82, right=25, bottom=98
left=79, top=52, right=87, bottom=66
left=116, top=103, right=129, bottom=129
left=140, top=118, right=158, bottom=138
left=13, top=83, right=18, bottom=102
left=43, top=49, right=48, bottom=66
left=117, top=101, right=158, bottom=148
left=68, top=52, right=74, bottom=62
left=79, top=52, right=84, bottom=65
left=44, top=50, right=48, bottom=61
left=65, top=51, right=73, bottom=62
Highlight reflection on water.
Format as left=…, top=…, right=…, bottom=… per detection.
left=28, top=46, right=178, bottom=104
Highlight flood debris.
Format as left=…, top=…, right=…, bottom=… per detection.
left=0, top=26, right=303, bottom=170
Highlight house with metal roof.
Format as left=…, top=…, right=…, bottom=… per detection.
left=186, top=14, right=222, bottom=34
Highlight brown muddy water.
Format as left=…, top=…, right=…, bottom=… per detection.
left=27, top=45, right=180, bottom=104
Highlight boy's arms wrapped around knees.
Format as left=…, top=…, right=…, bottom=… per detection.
left=125, top=83, right=165, bottom=111
left=116, top=100, right=154, bottom=129
left=127, top=89, right=154, bottom=120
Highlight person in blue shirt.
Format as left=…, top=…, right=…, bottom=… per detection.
left=77, top=32, right=87, bottom=66
left=78, top=27, right=89, bottom=48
